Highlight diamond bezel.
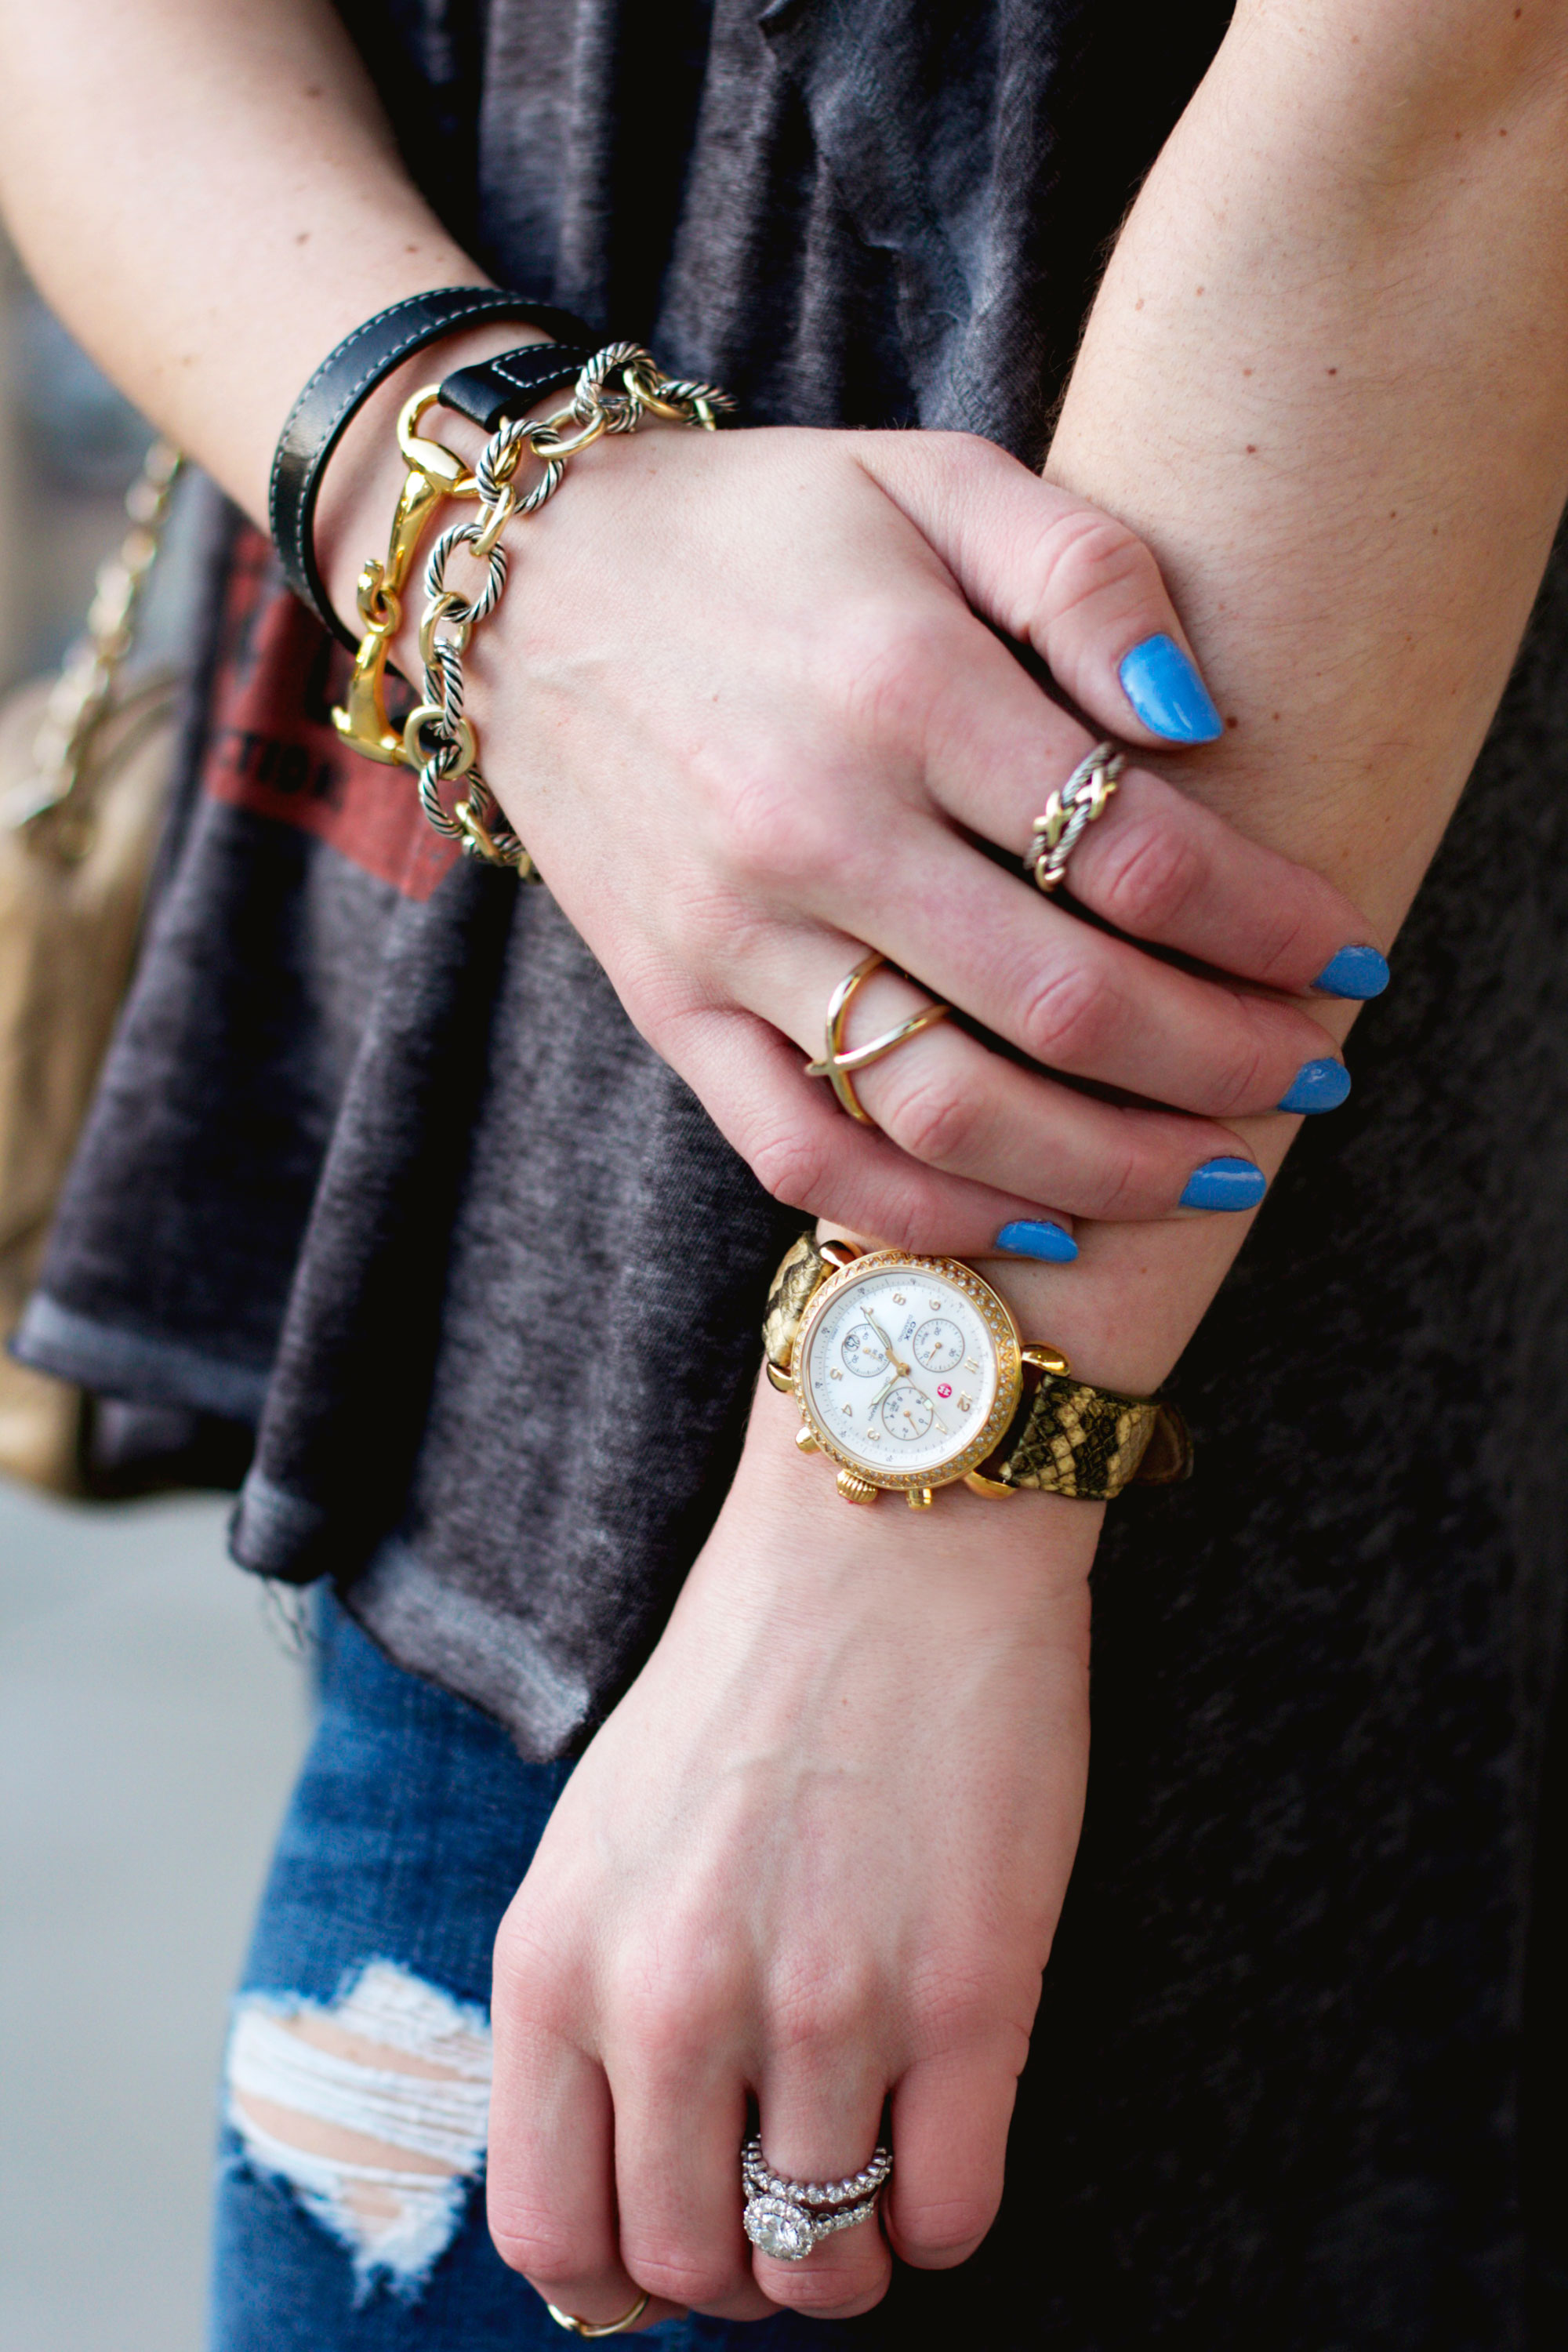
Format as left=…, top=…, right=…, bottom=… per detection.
left=743, top=2193, right=815, bottom=2260
left=793, top=1251, right=1023, bottom=1492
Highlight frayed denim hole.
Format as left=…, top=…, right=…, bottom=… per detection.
left=224, top=1959, right=492, bottom=2303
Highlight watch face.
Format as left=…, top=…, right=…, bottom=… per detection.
left=796, top=1254, right=1023, bottom=1490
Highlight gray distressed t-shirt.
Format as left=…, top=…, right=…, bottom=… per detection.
left=24, top=0, right=1245, bottom=1751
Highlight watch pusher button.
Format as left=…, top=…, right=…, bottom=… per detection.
left=795, top=1425, right=820, bottom=1454
left=907, top=1486, right=934, bottom=1510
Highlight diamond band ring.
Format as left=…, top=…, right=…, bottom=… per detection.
left=741, top=2136, right=893, bottom=2262
left=1026, top=739, right=1126, bottom=894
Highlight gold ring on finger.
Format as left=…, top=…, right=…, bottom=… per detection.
left=1026, top=739, right=1125, bottom=895
left=804, top=953, right=950, bottom=1126
left=545, top=2288, right=652, bottom=2336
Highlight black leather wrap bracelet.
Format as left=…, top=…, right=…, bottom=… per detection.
left=269, top=286, right=596, bottom=649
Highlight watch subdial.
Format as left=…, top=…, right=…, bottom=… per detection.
left=880, top=1383, right=935, bottom=1443
left=840, top=1322, right=891, bottom=1378
left=913, top=1316, right=964, bottom=1375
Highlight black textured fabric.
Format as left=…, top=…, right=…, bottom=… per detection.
left=15, top=6, right=1568, bottom=2341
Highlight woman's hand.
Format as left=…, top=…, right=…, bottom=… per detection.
left=487, top=1373, right=1098, bottom=2328
left=396, top=419, right=1383, bottom=1255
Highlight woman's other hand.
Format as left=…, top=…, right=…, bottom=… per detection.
left=488, top=1371, right=1098, bottom=2327
left=410, top=420, right=1384, bottom=1254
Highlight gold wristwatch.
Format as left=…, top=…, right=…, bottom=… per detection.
left=763, top=1236, right=1190, bottom=1509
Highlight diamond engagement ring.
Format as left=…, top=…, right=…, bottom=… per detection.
left=741, top=2136, right=893, bottom=2262
left=1026, top=739, right=1126, bottom=894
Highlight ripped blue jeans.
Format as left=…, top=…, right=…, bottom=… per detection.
left=211, top=1595, right=883, bottom=2350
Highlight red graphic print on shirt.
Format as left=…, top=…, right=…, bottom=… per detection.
left=201, top=525, right=460, bottom=904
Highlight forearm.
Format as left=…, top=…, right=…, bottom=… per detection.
left=0, top=0, right=484, bottom=513
left=999, top=0, right=1568, bottom=1392
left=0, top=0, right=530, bottom=623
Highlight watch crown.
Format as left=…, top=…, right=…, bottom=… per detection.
left=836, top=1468, right=880, bottom=1505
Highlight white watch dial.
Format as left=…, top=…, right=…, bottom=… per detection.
left=800, top=1260, right=1010, bottom=1482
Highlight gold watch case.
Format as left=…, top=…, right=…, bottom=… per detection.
left=791, top=1250, right=1025, bottom=1508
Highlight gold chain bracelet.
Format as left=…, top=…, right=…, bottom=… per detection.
left=332, top=343, right=731, bottom=875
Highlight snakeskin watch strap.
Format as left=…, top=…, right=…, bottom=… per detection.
left=762, top=1233, right=833, bottom=1388
left=980, top=1370, right=1189, bottom=1501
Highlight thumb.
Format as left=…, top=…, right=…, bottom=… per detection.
left=855, top=430, right=1225, bottom=750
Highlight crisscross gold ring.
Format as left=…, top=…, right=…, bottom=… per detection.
left=804, top=953, right=950, bottom=1124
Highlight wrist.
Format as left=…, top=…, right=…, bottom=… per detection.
left=712, top=1369, right=1101, bottom=1615
left=312, top=317, right=557, bottom=643
left=969, top=1221, right=1245, bottom=1395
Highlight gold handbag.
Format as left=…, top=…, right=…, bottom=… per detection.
left=0, top=441, right=182, bottom=1493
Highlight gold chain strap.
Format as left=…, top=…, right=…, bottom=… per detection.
left=4, top=438, right=183, bottom=858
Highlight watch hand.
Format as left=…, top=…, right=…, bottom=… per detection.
left=864, top=1316, right=909, bottom=1375
left=896, top=1367, right=951, bottom=1435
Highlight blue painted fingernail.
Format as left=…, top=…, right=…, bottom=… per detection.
left=995, top=1219, right=1080, bottom=1263
left=1311, top=945, right=1389, bottom=999
left=1118, top=633, right=1225, bottom=744
left=1179, top=1157, right=1267, bottom=1211
left=1277, top=1058, right=1352, bottom=1115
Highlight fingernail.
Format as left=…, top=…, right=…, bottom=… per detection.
left=1179, top=1157, right=1267, bottom=1211
left=1118, top=633, right=1225, bottom=744
left=995, top=1219, right=1080, bottom=1263
left=1277, top=1058, right=1352, bottom=1115
left=1311, top=945, right=1390, bottom=1000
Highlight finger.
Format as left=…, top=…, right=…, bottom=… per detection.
left=1044, top=763, right=1388, bottom=999
left=789, top=539, right=1383, bottom=998
left=883, top=2053, right=1016, bottom=2271
left=891, top=628, right=1385, bottom=994
left=744, top=940, right=1269, bottom=1221
left=835, top=816, right=1349, bottom=1124
left=611, top=2059, right=775, bottom=2319
left=659, top=1000, right=1095, bottom=1252
left=857, top=431, right=1224, bottom=750
left=750, top=2067, right=894, bottom=2318
left=488, top=1944, right=681, bottom=2331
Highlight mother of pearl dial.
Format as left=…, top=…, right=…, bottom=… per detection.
left=800, top=1261, right=1007, bottom=1480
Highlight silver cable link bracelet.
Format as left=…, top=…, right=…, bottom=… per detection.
left=408, top=342, right=731, bottom=876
